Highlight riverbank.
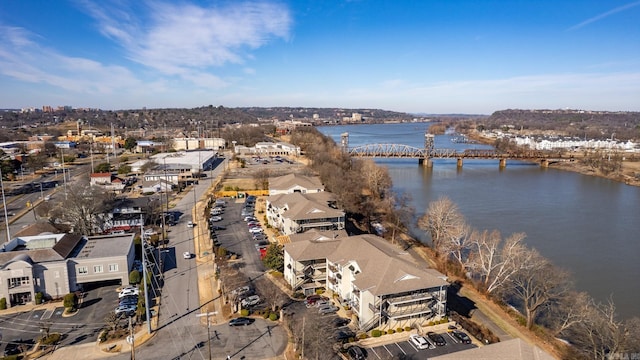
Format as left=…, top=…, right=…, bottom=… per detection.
left=468, top=131, right=640, bottom=187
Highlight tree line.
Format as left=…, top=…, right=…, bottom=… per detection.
left=419, top=196, right=640, bottom=359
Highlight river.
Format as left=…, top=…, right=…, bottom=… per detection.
left=319, top=123, right=640, bottom=319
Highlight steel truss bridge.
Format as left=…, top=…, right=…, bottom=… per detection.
left=340, top=132, right=562, bottom=166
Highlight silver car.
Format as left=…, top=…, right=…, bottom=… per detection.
left=318, top=305, right=339, bottom=315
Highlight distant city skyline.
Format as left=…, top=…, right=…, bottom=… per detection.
left=1, top=1, right=639, bottom=114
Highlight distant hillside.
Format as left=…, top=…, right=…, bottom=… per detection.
left=476, top=109, right=640, bottom=141
left=238, top=106, right=414, bottom=122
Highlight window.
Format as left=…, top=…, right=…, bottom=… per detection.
left=94, top=265, right=103, bottom=273
left=78, top=266, right=88, bottom=275
left=8, top=277, right=30, bottom=288
left=108, top=264, right=118, bottom=272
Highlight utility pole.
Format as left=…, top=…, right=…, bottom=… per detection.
left=60, top=148, right=67, bottom=200
left=1, top=168, right=11, bottom=243
left=196, top=312, right=217, bottom=360
left=140, top=215, right=152, bottom=334
left=128, top=316, right=135, bottom=360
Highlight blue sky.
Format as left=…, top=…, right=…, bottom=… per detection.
left=1, top=0, right=639, bottom=114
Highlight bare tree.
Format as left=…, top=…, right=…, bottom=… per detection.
left=566, top=297, right=627, bottom=360
left=254, top=169, right=270, bottom=190
left=505, top=250, right=571, bottom=329
left=547, top=291, right=592, bottom=337
left=49, top=183, right=115, bottom=234
left=384, top=192, right=415, bottom=245
left=440, top=224, right=473, bottom=274
left=359, top=159, right=392, bottom=199
left=256, top=276, right=288, bottom=312
left=418, top=196, right=466, bottom=256
left=468, top=231, right=528, bottom=294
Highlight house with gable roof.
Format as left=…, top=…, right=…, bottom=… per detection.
left=268, top=173, right=324, bottom=195
left=266, top=192, right=344, bottom=235
left=284, top=234, right=448, bottom=331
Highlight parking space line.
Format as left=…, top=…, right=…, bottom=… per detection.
left=381, top=344, right=394, bottom=358
left=393, top=342, right=407, bottom=355
left=368, top=347, right=382, bottom=359
left=447, top=332, right=460, bottom=343
left=41, top=308, right=54, bottom=320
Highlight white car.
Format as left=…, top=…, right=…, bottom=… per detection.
left=119, top=287, right=139, bottom=298
left=183, top=252, right=191, bottom=259
left=409, top=334, right=430, bottom=350
left=186, top=221, right=195, bottom=228
left=241, top=295, right=260, bottom=307
left=248, top=227, right=263, bottom=234
left=210, top=216, right=223, bottom=222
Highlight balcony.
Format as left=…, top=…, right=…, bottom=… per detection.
left=387, top=292, right=433, bottom=306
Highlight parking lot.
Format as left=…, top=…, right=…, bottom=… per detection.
left=365, top=330, right=476, bottom=359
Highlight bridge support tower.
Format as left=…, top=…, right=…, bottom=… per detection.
left=421, top=132, right=435, bottom=168
left=341, top=132, right=349, bottom=153
left=540, top=159, right=549, bottom=168
left=499, top=158, right=507, bottom=168
left=457, top=158, right=463, bottom=168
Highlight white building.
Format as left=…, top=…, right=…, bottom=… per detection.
left=172, top=137, right=225, bottom=151
left=283, top=234, right=448, bottom=331
left=268, top=173, right=324, bottom=195
left=266, top=192, right=344, bottom=235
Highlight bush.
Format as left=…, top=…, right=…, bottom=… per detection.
left=0, top=297, right=6, bottom=310
left=396, top=327, right=404, bottom=333
left=371, top=330, right=382, bottom=337
left=358, top=333, right=368, bottom=339
left=35, top=292, right=44, bottom=305
left=129, top=269, right=141, bottom=284
left=240, top=309, right=250, bottom=316
left=427, top=321, right=435, bottom=326
left=292, top=292, right=305, bottom=299
left=41, top=333, right=61, bottom=345
left=63, top=293, right=77, bottom=309
left=269, top=313, right=278, bottom=321
left=387, top=329, right=395, bottom=334
left=404, top=326, right=412, bottom=332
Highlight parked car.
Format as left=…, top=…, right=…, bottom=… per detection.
left=228, top=317, right=255, bottom=326
left=115, top=304, right=137, bottom=316
left=241, top=295, right=261, bottom=307
left=244, top=216, right=258, bottom=222
left=334, top=330, right=356, bottom=343
left=347, top=345, right=366, bottom=360
left=427, top=332, right=446, bottom=346
left=183, top=252, right=192, bottom=259
left=186, top=221, right=195, bottom=228
left=252, top=234, right=266, bottom=241
left=215, top=199, right=226, bottom=207
left=306, top=295, right=329, bottom=305
left=119, top=287, right=139, bottom=298
left=231, top=286, right=251, bottom=296
left=210, top=216, right=223, bottom=222
left=249, top=227, right=264, bottom=234
left=210, top=225, right=226, bottom=231
left=119, top=295, right=138, bottom=306
left=333, top=317, right=351, bottom=327
left=318, top=305, right=339, bottom=315
left=452, top=330, right=472, bottom=344
left=409, top=334, right=430, bottom=350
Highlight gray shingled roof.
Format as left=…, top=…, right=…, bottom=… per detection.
left=287, top=234, right=448, bottom=296
left=430, top=338, right=556, bottom=360
left=0, top=233, right=83, bottom=264
left=287, top=229, right=349, bottom=242
left=269, top=173, right=324, bottom=192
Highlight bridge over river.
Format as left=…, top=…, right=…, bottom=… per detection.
left=340, top=132, right=565, bottom=168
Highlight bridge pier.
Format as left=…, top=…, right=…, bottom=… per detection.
left=457, top=158, right=463, bottom=168
left=540, top=159, right=549, bottom=168
left=419, top=158, right=433, bottom=168
left=499, top=159, right=507, bottom=168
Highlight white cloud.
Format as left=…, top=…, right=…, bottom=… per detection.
left=0, top=24, right=142, bottom=94
left=82, top=1, right=291, bottom=84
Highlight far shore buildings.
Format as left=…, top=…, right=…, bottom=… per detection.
left=0, top=233, right=134, bottom=307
